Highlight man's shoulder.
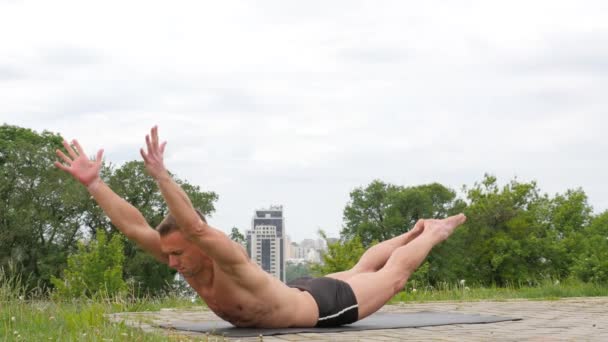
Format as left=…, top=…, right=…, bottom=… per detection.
left=213, top=258, right=269, bottom=282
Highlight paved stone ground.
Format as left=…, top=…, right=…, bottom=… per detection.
left=108, top=297, right=608, bottom=341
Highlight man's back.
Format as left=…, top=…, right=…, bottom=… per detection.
left=186, top=258, right=319, bottom=328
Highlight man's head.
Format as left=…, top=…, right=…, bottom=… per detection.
left=156, top=209, right=207, bottom=237
left=156, top=210, right=210, bottom=277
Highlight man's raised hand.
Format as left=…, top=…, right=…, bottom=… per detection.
left=140, top=126, right=169, bottom=181
left=54, top=140, right=104, bottom=189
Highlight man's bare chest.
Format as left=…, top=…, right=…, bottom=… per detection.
left=193, top=278, right=271, bottom=326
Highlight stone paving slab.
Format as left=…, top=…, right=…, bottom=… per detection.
left=107, top=297, right=608, bottom=341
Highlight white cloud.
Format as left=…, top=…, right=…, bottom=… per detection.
left=1, top=0, right=607, bottom=241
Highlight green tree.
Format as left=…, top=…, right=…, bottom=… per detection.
left=570, top=210, right=608, bottom=283
left=456, top=174, right=594, bottom=286
left=1, top=124, right=220, bottom=295
left=311, top=231, right=367, bottom=276
left=458, top=175, right=546, bottom=285
left=544, top=189, right=594, bottom=278
left=0, top=124, right=88, bottom=290
left=341, top=180, right=461, bottom=247
left=51, top=229, right=126, bottom=298
left=229, top=226, right=246, bottom=246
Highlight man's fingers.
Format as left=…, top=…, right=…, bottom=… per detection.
left=62, top=140, right=78, bottom=158
left=140, top=148, right=149, bottom=162
left=54, top=161, right=69, bottom=172
left=96, top=149, right=104, bottom=162
left=145, top=134, right=153, bottom=153
left=56, top=149, right=72, bottom=164
left=144, top=127, right=165, bottom=158
left=151, top=125, right=159, bottom=147
left=72, top=139, right=86, bottom=156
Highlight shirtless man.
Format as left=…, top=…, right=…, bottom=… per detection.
left=54, top=126, right=466, bottom=328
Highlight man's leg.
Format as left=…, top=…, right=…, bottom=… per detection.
left=325, top=220, right=425, bottom=281
left=345, top=214, right=466, bottom=320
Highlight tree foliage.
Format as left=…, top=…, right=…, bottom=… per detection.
left=1, top=124, right=219, bottom=295
left=0, top=124, right=87, bottom=290
left=311, top=230, right=367, bottom=276
left=229, top=226, right=246, bottom=246
left=570, top=210, right=608, bottom=282
left=456, top=175, right=595, bottom=285
left=341, top=180, right=463, bottom=246
left=332, top=174, right=604, bottom=287
left=51, top=229, right=126, bottom=298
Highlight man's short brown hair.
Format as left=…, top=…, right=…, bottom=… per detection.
left=156, top=209, right=207, bottom=236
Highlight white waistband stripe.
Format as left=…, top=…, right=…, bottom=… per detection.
left=318, top=304, right=359, bottom=321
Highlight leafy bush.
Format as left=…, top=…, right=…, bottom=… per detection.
left=51, top=229, right=126, bottom=298
left=570, top=211, right=608, bottom=283
left=311, top=232, right=367, bottom=276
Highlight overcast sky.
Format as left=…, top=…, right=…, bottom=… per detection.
left=1, top=0, right=607, bottom=242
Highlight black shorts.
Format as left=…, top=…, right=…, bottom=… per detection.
left=287, top=277, right=359, bottom=327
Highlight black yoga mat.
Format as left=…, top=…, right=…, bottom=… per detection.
left=157, top=311, right=521, bottom=337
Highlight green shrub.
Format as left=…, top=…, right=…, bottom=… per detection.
left=51, top=229, right=126, bottom=298
left=311, top=232, right=367, bottom=276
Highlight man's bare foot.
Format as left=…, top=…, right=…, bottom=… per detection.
left=422, top=213, right=467, bottom=243
left=402, top=219, right=425, bottom=245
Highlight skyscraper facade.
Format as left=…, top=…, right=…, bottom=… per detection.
left=246, top=205, right=286, bottom=282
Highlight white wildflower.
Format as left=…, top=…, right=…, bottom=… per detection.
left=11, top=316, right=16, bottom=322
left=459, top=279, right=466, bottom=285
left=412, top=288, right=417, bottom=292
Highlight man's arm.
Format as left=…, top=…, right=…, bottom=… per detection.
left=55, top=139, right=168, bottom=264
left=140, top=126, right=248, bottom=268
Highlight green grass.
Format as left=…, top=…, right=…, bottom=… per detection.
left=390, top=279, right=608, bottom=303
left=0, top=296, right=212, bottom=342
left=1, top=267, right=209, bottom=341
left=2, top=266, right=608, bottom=341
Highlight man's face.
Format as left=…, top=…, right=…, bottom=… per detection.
left=160, top=231, right=206, bottom=277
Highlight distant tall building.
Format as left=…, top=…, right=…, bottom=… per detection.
left=246, top=205, right=286, bottom=282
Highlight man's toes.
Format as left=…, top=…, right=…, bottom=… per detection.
left=410, top=219, right=425, bottom=234
left=446, top=213, right=466, bottom=226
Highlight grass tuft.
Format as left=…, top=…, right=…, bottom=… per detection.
left=391, top=278, right=608, bottom=303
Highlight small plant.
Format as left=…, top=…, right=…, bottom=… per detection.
left=0, top=262, right=30, bottom=301
left=51, top=229, right=127, bottom=299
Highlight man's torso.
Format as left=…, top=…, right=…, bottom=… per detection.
left=185, top=260, right=318, bottom=328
